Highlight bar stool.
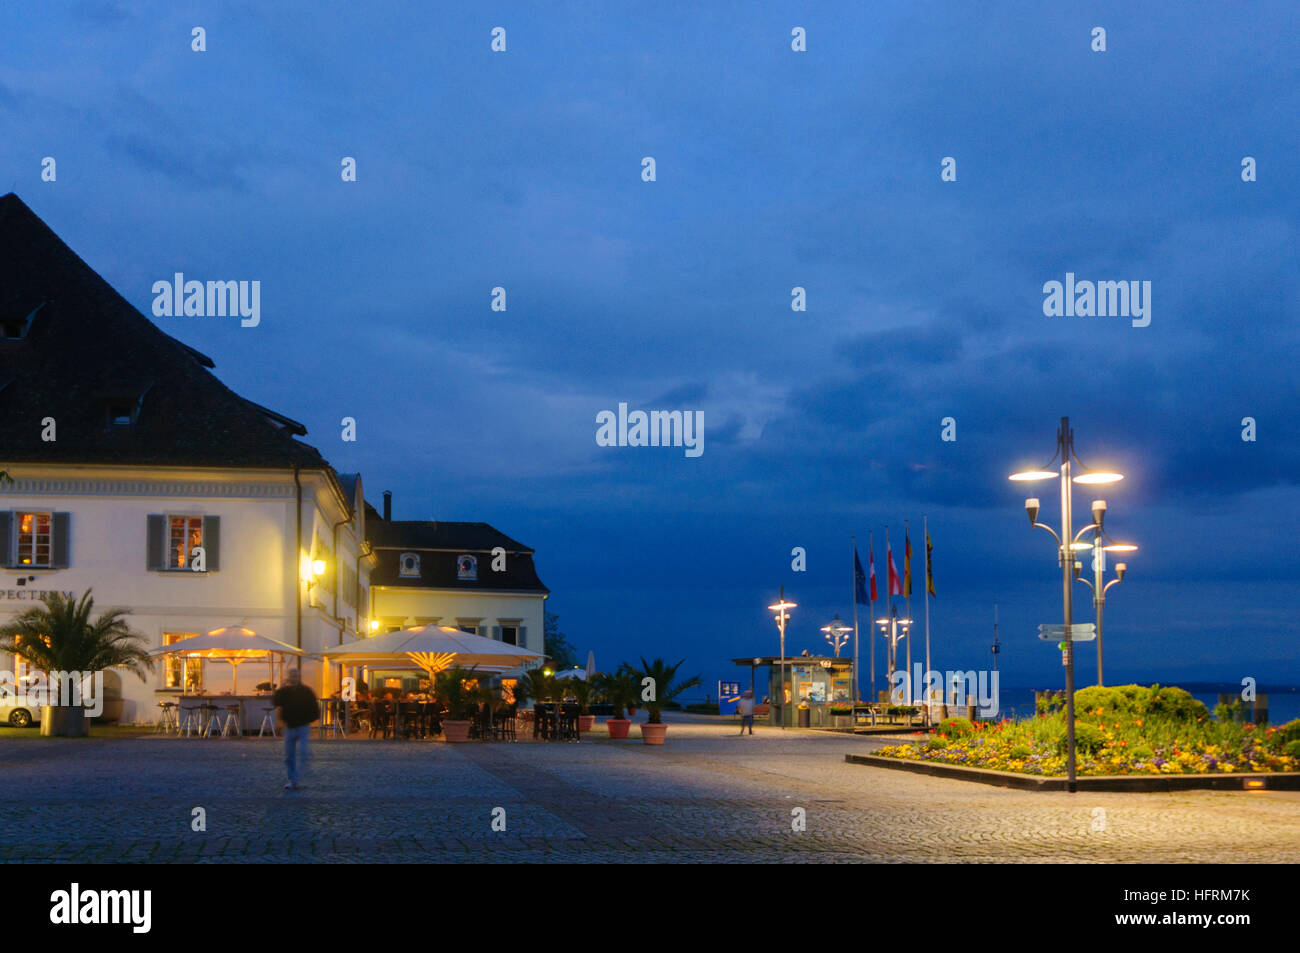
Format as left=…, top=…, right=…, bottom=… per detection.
left=220, top=704, right=242, bottom=738
left=200, top=703, right=222, bottom=738
left=258, top=706, right=277, bottom=737
left=155, top=701, right=178, bottom=734
left=179, top=702, right=204, bottom=737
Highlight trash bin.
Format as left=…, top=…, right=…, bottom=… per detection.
left=797, top=706, right=810, bottom=728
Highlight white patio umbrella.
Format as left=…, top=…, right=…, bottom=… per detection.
left=320, top=624, right=542, bottom=678
left=151, top=625, right=303, bottom=693
left=554, top=668, right=586, bottom=681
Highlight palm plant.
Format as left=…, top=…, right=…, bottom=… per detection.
left=433, top=666, right=490, bottom=721
left=0, top=591, right=152, bottom=736
left=513, top=667, right=558, bottom=707
left=566, top=674, right=594, bottom=715
left=594, top=665, right=639, bottom=720
left=638, top=657, right=701, bottom=725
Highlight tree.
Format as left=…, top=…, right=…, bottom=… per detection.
left=543, top=611, right=578, bottom=670
left=637, top=657, right=702, bottom=725
left=593, top=664, right=640, bottom=720
left=0, top=591, right=153, bottom=736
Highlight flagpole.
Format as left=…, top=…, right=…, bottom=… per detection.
left=869, top=531, right=876, bottom=704
left=924, top=514, right=932, bottom=725
left=904, top=519, right=912, bottom=704
left=885, top=525, right=892, bottom=679
left=851, top=536, right=860, bottom=704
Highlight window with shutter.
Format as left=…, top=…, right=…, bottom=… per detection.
left=14, top=511, right=52, bottom=567
left=146, top=515, right=165, bottom=570
left=51, top=513, right=70, bottom=568
left=0, top=512, right=12, bottom=567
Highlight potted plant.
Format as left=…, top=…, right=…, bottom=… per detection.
left=433, top=666, right=485, bottom=743
left=636, top=657, right=701, bottom=745
left=567, top=676, right=595, bottom=732
left=593, top=665, right=639, bottom=739
left=0, top=591, right=153, bottom=737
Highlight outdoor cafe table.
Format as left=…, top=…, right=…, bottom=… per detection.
left=169, top=693, right=275, bottom=733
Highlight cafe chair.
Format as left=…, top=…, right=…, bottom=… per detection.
left=178, top=702, right=204, bottom=737
left=155, top=701, right=178, bottom=734
left=200, top=703, right=223, bottom=738
left=220, top=704, right=242, bottom=738
left=258, top=706, right=277, bottom=737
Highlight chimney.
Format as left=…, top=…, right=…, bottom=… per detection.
left=383, top=490, right=392, bottom=521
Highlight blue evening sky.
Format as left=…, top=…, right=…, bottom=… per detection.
left=3, top=2, right=1297, bottom=694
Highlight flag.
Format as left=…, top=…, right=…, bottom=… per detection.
left=887, top=542, right=903, bottom=596
left=926, top=529, right=936, bottom=598
left=869, top=544, right=878, bottom=601
left=903, top=529, right=913, bottom=598
left=854, top=549, right=869, bottom=605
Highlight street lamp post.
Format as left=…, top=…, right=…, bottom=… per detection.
left=768, top=587, right=796, bottom=729
left=1010, top=416, right=1123, bottom=793
left=821, top=615, right=851, bottom=658
left=1075, top=530, right=1136, bottom=686
left=875, top=608, right=912, bottom=700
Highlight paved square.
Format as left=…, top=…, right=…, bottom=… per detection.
left=2, top=718, right=1297, bottom=862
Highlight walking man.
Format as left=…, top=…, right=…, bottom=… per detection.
left=736, top=689, right=755, bottom=735
left=272, top=668, right=319, bottom=790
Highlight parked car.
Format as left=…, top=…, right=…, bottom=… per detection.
left=0, top=700, right=42, bottom=727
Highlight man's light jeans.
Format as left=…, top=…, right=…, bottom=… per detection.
left=284, top=725, right=311, bottom=783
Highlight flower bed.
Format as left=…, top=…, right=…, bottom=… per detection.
left=874, top=685, right=1300, bottom=777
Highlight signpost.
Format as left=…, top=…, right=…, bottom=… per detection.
left=1037, top=623, right=1096, bottom=642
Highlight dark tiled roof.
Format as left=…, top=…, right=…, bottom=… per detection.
left=367, top=518, right=548, bottom=593
left=368, top=518, right=532, bottom=553
left=0, top=193, right=329, bottom=470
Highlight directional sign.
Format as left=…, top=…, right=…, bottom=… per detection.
left=1038, top=623, right=1096, bottom=642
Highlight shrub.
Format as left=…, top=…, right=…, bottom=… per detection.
left=1036, top=691, right=1064, bottom=715
left=1008, top=744, right=1031, bottom=759
left=937, top=717, right=974, bottom=737
left=1145, top=685, right=1210, bottom=721
left=925, top=737, right=949, bottom=751
left=1058, top=721, right=1105, bottom=756
left=1281, top=739, right=1300, bottom=759
left=1273, top=719, right=1300, bottom=745
left=1074, top=684, right=1145, bottom=716
left=1074, top=684, right=1208, bottom=723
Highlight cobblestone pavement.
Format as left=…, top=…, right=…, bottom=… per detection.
left=2, top=717, right=1296, bottom=862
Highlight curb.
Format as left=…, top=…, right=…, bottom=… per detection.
left=844, top=753, right=1300, bottom=792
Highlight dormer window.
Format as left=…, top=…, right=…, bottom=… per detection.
left=102, top=383, right=151, bottom=429
left=107, top=401, right=136, bottom=427
left=0, top=301, right=46, bottom=341
left=398, top=552, right=421, bottom=578
left=457, top=555, right=478, bottom=581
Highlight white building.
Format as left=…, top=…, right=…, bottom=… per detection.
left=0, top=193, right=375, bottom=723
left=364, top=491, right=549, bottom=693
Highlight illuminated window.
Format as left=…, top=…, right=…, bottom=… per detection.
left=163, top=633, right=201, bottom=690
left=16, top=512, right=51, bottom=567
left=168, top=516, right=204, bottom=570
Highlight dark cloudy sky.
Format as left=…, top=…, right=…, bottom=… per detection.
left=3, top=2, right=1297, bottom=693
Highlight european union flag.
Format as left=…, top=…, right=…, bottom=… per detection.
left=854, top=548, right=869, bottom=605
